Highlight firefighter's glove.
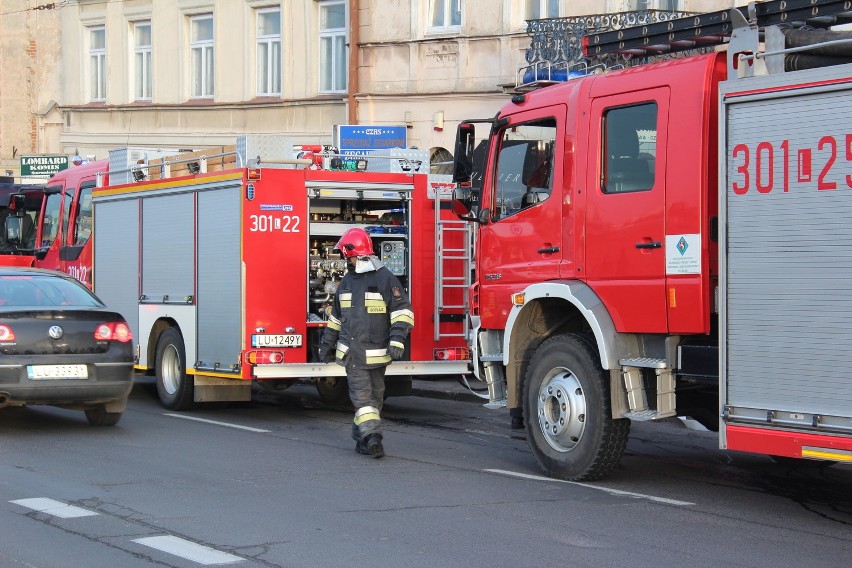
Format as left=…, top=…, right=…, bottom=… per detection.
left=318, top=343, right=336, bottom=363
left=388, top=338, right=406, bottom=361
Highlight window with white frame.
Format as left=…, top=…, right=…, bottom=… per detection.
left=190, top=14, right=214, bottom=98
left=319, top=1, right=346, bottom=93
left=256, top=8, right=281, bottom=96
left=430, top=0, right=461, bottom=30
left=526, top=0, right=559, bottom=19
left=89, top=26, right=106, bottom=102
left=134, top=21, right=152, bottom=100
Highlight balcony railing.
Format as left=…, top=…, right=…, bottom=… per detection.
left=520, top=10, right=698, bottom=87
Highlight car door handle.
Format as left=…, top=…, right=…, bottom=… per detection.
left=635, top=241, right=662, bottom=249
left=537, top=246, right=560, bottom=254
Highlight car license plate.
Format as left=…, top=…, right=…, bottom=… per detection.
left=27, top=364, right=88, bottom=380
left=251, top=334, right=303, bottom=348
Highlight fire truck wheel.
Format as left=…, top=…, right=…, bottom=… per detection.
left=155, top=327, right=194, bottom=410
left=316, top=377, right=351, bottom=406
left=523, top=332, right=630, bottom=481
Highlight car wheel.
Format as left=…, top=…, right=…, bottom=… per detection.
left=85, top=406, right=123, bottom=426
left=155, top=327, right=194, bottom=410
left=316, top=376, right=350, bottom=406
left=523, top=333, right=630, bottom=481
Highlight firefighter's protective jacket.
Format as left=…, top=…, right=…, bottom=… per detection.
left=321, top=258, right=414, bottom=369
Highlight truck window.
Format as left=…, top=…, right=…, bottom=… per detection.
left=74, top=185, right=94, bottom=246
left=40, top=192, right=62, bottom=248
left=602, top=103, right=657, bottom=193
left=61, top=186, right=77, bottom=245
left=493, top=119, right=556, bottom=221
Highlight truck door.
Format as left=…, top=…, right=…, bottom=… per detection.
left=584, top=88, right=669, bottom=332
left=60, top=183, right=93, bottom=286
left=33, top=185, right=67, bottom=272
left=477, top=112, right=563, bottom=328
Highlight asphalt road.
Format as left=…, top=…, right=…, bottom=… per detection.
left=1, top=380, right=850, bottom=568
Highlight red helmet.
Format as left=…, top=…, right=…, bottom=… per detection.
left=335, top=227, right=374, bottom=258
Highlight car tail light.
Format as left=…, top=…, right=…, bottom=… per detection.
left=0, top=325, right=15, bottom=341
left=94, top=322, right=133, bottom=342
left=244, top=350, right=284, bottom=365
left=434, top=347, right=470, bottom=361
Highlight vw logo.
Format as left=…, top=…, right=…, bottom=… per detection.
left=48, top=326, right=64, bottom=339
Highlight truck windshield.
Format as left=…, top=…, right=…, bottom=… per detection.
left=0, top=187, right=44, bottom=254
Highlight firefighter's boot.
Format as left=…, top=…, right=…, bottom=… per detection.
left=365, top=433, right=384, bottom=458
left=355, top=440, right=370, bottom=455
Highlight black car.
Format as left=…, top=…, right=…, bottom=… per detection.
left=0, top=267, right=134, bottom=425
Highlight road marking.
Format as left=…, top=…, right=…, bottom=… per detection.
left=133, top=536, right=242, bottom=565
left=10, top=498, right=99, bottom=518
left=484, top=469, right=695, bottom=506
left=164, top=413, right=270, bottom=433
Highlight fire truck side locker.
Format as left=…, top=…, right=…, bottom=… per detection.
left=93, top=172, right=253, bottom=406
left=719, top=62, right=852, bottom=459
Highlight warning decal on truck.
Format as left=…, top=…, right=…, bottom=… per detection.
left=665, top=234, right=700, bottom=274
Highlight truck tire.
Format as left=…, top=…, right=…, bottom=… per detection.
left=523, top=333, right=630, bottom=481
left=316, top=377, right=350, bottom=406
left=155, top=327, right=194, bottom=410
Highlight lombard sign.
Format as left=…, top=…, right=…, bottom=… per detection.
left=20, top=155, right=69, bottom=177
left=335, top=125, right=407, bottom=156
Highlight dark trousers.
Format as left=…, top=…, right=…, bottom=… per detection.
left=347, top=361, right=387, bottom=442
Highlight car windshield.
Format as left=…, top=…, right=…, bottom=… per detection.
left=0, top=275, right=103, bottom=308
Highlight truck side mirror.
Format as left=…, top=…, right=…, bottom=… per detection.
left=5, top=215, right=22, bottom=244
left=452, top=123, right=476, bottom=184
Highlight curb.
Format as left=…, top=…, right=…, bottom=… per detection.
left=132, top=377, right=487, bottom=404
left=410, top=384, right=486, bottom=404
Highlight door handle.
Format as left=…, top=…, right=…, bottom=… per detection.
left=635, top=241, right=662, bottom=249
left=537, top=246, right=560, bottom=254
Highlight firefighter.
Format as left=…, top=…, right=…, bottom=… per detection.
left=317, top=227, right=414, bottom=458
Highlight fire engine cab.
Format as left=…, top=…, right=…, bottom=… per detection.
left=452, top=0, right=852, bottom=480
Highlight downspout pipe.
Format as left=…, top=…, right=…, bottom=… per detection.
left=348, top=0, right=360, bottom=125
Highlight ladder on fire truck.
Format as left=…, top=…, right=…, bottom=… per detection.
left=434, top=181, right=471, bottom=343
left=583, top=0, right=852, bottom=70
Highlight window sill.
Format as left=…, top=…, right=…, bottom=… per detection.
left=425, top=25, right=462, bottom=38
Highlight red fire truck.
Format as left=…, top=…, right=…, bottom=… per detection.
left=5, top=137, right=470, bottom=408
left=451, top=0, right=852, bottom=480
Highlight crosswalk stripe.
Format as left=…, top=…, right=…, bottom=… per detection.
left=10, top=498, right=98, bottom=518
left=133, top=536, right=243, bottom=565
